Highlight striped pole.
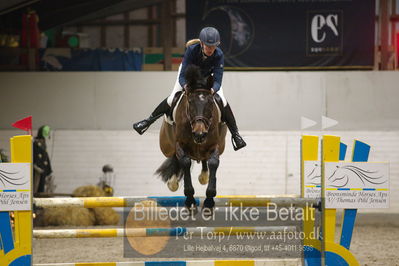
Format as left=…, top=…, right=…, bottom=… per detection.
left=33, top=226, right=296, bottom=239
left=34, top=195, right=318, bottom=208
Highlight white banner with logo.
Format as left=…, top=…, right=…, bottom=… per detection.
left=303, top=160, right=321, bottom=200
left=0, top=163, right=31, bottom=211
left=324, top=162, right=389, bottom=209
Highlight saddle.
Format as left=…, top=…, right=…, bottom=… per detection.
left=164, top=91, right=223, bottom=125
left=164, top=91, right=182, bottom=125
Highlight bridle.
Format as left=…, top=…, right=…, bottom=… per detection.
left=185, top=89, right=213, bottom=131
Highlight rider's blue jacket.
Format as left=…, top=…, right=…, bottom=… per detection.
left=178, top=43, right=224, bottom=92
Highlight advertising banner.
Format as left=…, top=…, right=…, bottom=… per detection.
left=186, top=0, right=375, bottom=69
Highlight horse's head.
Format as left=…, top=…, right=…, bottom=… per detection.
left=184, top=65, right=215, bottom=144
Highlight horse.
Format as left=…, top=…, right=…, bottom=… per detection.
left=155, top=65, right=227, bottom=212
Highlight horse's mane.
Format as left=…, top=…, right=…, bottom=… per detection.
left=185, top=65, right=202, bottom=88
left=185, top=65, right=213, bottom=92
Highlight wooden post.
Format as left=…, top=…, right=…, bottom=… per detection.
left=100, top=19, right=107, bottom=47
left=148, top=6, right=154, bottom=46
left=380, top=0, right=389, bottom=70
left=172, top=0, right=177, bottom=47
left=161, top=0, right=172, bottom=70
left=124, top=12, right=130, bottom=49
left=156, top=5, right=161, bottom=47
left=27, top=48, right=36, bottom=71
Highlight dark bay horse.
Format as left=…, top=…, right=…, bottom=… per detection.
left=156, top=65, right=227, bottom=212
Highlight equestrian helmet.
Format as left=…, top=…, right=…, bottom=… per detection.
left=199, top=27, right=220, bottom=46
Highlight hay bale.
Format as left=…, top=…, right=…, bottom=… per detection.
left=73, top=185, right=120, bottom=225
left=72, top=185, right=106, bottom=197
left=93, top=207, right=120, bottom=225
left=34, top=185, right=120, bottom=226
left=37, top=207, right=95, bottom=226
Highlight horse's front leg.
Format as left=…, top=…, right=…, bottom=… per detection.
left=203, top=148, right=220, bottom=211
left=176, top=142, right=196, bottom=211
left=198, top=160, right=209, bottom=185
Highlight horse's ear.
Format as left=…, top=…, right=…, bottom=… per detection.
left=206, top=75, right=214, bottom=90
left=185, top=65, right=201, bottom=90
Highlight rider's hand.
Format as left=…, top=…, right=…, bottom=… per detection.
left=211, top=88, right=215, bottom=95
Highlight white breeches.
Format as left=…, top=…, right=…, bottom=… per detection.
left=166, top=64, right=227, bottom=107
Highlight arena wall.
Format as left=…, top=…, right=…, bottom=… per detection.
left=1, top=71, right=398, bottom=130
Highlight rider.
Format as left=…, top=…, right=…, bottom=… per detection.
left=133, top=27, right=246, bottom=151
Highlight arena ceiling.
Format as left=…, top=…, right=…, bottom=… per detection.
left=0, top=0, right=162, bottom=32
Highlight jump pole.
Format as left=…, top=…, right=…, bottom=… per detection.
left=34, top=195, right=318, bottom=208
left=33, top=226, right=297, bottom=239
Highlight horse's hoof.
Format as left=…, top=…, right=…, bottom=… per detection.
left=189, top=205, right=198, bottom=215
left=185, top=198, right=198, bottom=214
left=198, top=171, right=209, bottom=185
left=202, top=207, right=214, bottom=217
left=185, top=204, right=198, bottom=215
left=203, top=197, right=215, bottom=210
left=167, top=175, right=179, bottom=192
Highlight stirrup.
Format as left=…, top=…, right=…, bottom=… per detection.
left=231, top=134, right=246, bottom=151
left=133, top=113, right=164, bottom=135
left=133, top=120, right=150, bottom=135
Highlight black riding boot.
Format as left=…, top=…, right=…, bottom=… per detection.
left=222, top=103, right=247, bottom=151
left=133, top=98, right=170, bottom=135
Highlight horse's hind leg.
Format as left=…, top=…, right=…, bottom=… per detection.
left=203, top=149, right=220, bottom=212
left=176, top=143, right=197, bottom=212
left=198, top=160, right=209, bottom=185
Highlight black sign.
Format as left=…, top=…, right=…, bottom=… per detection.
left=186, top=0, right=375, bottom=69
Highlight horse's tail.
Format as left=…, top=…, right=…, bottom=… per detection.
left=155, top=155, right=183, bottom=183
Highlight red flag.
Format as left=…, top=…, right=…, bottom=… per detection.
left=12, top=116, right=32, bottom=135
